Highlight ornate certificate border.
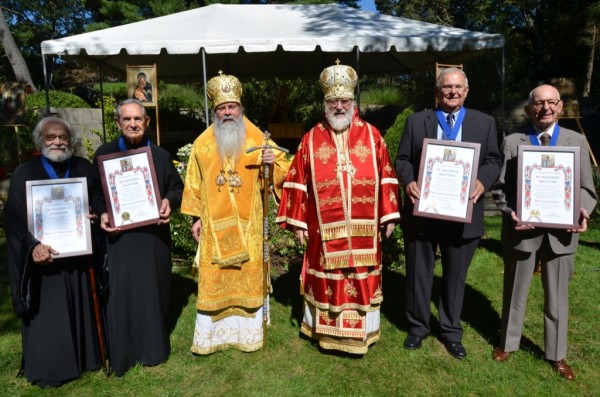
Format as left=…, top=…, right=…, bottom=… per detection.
left=517, top=145, right=580, bottom=228
left=26, top=177, right=92, bottom=257
left=413, top=138, right=480, bottom=223
left=97, top=146, right=162, bottom=230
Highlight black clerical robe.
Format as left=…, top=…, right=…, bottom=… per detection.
left=5, top=156, right=101, bottom=387
left=92, top=139, right=183, bottom=376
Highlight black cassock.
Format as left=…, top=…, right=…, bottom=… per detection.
left=5, top=156, right=101, bottom=388
left=92, top=139, right=183, bottom=376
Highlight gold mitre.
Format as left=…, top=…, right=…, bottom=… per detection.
left=319, top=61, right=358, bottom=100
left=206, top=71, right=243, bottom=109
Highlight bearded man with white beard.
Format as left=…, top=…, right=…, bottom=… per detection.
left=276, top=62, right=400, bottom=354
left=5, top=117, right=102, bottom=387
left=181, top=72, right=290, bottom=354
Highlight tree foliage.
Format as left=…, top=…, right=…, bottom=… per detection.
left=374, top=0, right=600, bottom=102
left=2, top=0, right=600, bottom=105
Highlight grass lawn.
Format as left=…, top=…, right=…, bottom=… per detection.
left=1, top=216, right=599, bottom=396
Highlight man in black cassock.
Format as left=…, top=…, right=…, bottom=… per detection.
left=92, top=99, right=183, bottom=376
left=5, top=117, right=102, bottom=388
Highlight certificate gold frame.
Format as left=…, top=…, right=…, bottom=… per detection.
left=26, top=177, right=93, bottom=258
left=516, top=145, right=581, bottom=229
left=97, top=146, right=162, bottom=230
left=413, top=138, right=480, bottom=223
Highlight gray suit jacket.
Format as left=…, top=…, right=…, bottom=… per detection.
left=497, top=127, right=597, bottom=254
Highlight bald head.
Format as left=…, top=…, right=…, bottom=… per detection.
left=524, top=84, right=563, bottom=131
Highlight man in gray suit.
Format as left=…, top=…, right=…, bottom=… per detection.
left=395, top=67, right=501, bottom=359
left=493, top=84, right=597, bottom=380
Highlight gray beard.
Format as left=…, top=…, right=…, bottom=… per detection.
left=325, top=102, right=354, bottom=132
left=42, top=145, right=73, bottom=163
left=214, top=115, right=246, bottom=163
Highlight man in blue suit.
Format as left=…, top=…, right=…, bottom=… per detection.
left=395, top=68, right=501, bottom=359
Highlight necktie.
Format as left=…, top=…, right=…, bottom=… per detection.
left=540, top=132, right=550, bottom=146
left=447, top=113, right=455, bottom=129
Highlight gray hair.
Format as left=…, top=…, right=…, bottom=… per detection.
left=115, top=98, right=147, bottom=119
left=32, top=116, right=76, bottom=151
left=436, top=67, right=469, bottom=89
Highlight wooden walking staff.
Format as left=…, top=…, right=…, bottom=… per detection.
left=87, top=259, right=109, bottom=373
left=245, top=130, right=289, bottom=347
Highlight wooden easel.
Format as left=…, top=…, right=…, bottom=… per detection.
left=551, top=77, right=599, bottom=171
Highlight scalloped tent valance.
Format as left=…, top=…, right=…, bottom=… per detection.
left=41, top=3, right=504, bottom=81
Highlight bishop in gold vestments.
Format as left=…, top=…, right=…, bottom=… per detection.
left=181, top=72, right=290, bottom=354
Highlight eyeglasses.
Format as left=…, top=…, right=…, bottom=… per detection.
left=440, top=85, right=466, bottom=93
left=531, top=99, right=561, bottom=109
left=216, top=103, right=240, bottom=113
left=326, top=99, right=351, bottom=107
left=44, top=134, right=69, bottom=142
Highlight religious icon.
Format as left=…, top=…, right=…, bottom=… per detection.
left=127, top=65, right=158, bottom=107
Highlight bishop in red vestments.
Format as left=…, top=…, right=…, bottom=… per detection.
left=276, top=62, right=400, bottom=354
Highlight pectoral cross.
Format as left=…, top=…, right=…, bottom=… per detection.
left=335, top=155, right=357, bottom=177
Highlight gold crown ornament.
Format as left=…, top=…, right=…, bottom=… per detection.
left=206, top=71, right=243, bottom=109
left=319, top=60, right=358, bottom=100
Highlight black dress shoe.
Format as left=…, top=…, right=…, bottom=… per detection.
left=445, top=342, right=467, bottom=359
left=403, top=334, right=425, bottom=350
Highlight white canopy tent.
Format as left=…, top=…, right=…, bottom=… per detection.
left=41, top=3, right=505, bottom=127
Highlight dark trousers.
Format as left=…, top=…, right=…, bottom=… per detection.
left=404, top=228, right=480, bottom=343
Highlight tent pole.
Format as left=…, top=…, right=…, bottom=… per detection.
left=501, top=46, right=505, bottom=138
left=202, top=48, right=209, bottom=130
left=42, top=54, right=50, bottom=116
left=98, top=62, right=106, bottom=142
left=355, top=47, right=361, bottom=112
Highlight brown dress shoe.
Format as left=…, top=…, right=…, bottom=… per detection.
left=552, top=360, right=575, bottom=380
left=492, top=347, right=511, bottom=362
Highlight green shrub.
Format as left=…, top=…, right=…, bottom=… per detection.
left=158, top=84, right=205, bottom=132
left=92, top=82, right=127, bottom=98
left=384, top=106, right=414, bottom=160
left=170, top=209, right=196, bottom=268
left=26, top=90, right=89, bottom=109
left=360, top=87, right=405, bottom=106
left=169, top=143, right=199, bottom=267
left=380, top=107, right=414, bottom=270
left=10, top=90, right=90, bottom=159
left=242, top=78, right=322, bottom=130
left=84, top=96, right=120, bottom=159
left=382, top=224, right=404, bottom=270
left=267, top=195, right=305, bottom=275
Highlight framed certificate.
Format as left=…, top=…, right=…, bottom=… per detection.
left=26, top=177, right=92, bottom=258
left=97, top=146, right=162, bottom=230
left=413, top=138, right=481, bottom=223
left=516, top=145, right=580, bottom=228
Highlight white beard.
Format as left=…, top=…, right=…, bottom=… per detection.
left=213, top=115, right=247, bottom=163
left=325, top=102, right=355, bottom=132
left=42, top=144, right=73, bottom=163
